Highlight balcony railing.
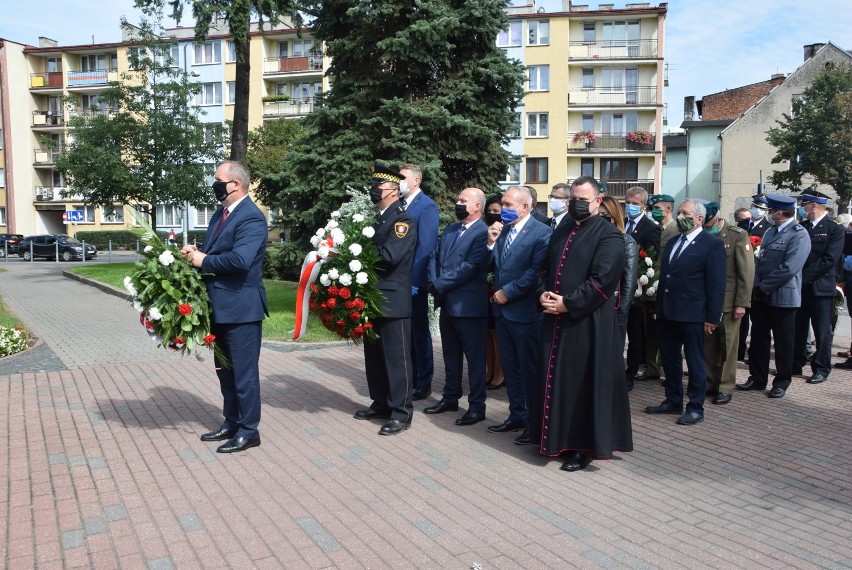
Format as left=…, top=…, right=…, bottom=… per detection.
left=67, top=68, right=118, bottom=87
left=34, top=186, right=85, bottom=202
left=568, top=86, right=659, bottom=106
left=569, top=39, right=659, bottom=59
left=30, top=72, right=64, bottom=89
left=67, top=108, right=118, bottom=120
left=34, top=148, right=63, bottom=165
left=568, top=132, right=655, bottom=152
left=599, top=179, right=655, bottom=199
left=32, top=111, right=65, bottom=127
left=263, top=98, right=317, bottom=117
left=263, top=53, right=323, bottom=74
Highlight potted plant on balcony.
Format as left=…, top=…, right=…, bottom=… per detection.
left=572, top=130, right=596, bottom=149
left=262, top=95, right=291, bottom=103
left=626, top=130, right=652, bottom=147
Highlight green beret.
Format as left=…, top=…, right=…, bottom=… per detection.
left=648, top=194, right=675, bottom=206
left=704, top=201, right=720, bottom=220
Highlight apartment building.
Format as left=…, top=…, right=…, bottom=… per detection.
left=500, top=1, right=667, bottom=211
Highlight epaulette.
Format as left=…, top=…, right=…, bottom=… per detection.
left=793, top=224, right=805, bottom=231
left=729, top=225, right=745, bottom=234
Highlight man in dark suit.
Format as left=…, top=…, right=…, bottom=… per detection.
left=737, top=194, right=810, bottom=399
left=425, top=187, right=489, bottom=426
left=485, top=186, right=551, bottom=441
left=525, top=185, right=551, bottom=226
left=623, top=187, right=661, bottom=383
left=547, top=183, right=572, bottom=230
left=399, top=164, right=440, bottom=401
left=183, top=161, right=269, bottom=453
left=792, top=188, right=844, bottom=385
left=354, top=164, right=418, bottom=435
left=646, top=199, right=726, bottom=425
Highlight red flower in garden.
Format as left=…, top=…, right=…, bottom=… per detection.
left=328, top=285, right=340, bottom=297
left=339, top=287, right=352, bottom=299
left=327, top=298, right=337, bottom=309
left=178, top=304, right=192, bottom=316
left=203, top=334, right=216, bottom=345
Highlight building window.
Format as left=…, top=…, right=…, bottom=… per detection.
left=582, top=68, right=594, bottom=89
left=712, top=163, right=721, bottom=183
left=497, top=21, right=522, bottom=47
left=583, top=22, right=595, bottom=43
left=196, top=205, right=216, bottom=227
left=510, top=112, right=521, bottom=139
left=601, top=158, right=639, bottom=181
left=227, top=81, right=236, bottom=104
left=0, top=168, right=5, bottom=188
left=527, top=113, right=548, bottom=138
left=203, top=123, right=223, bottom=145
left=581, top=158, right=594, bottom=178
left=196, top=83, right=222, bottom=106
left=102, top=205, right=125, bottom=224
left=47, top=57, right=62, bottom=73
left=581, top=114, right=595, bottom=133
left=502, top=163, right=521, bottom=183
left=278, top=42, right=289, bottom=57
left=528, top=21, right=549, bottom=46
left=227, top=41, right=237, bottom=62
left=527, top=65, right=549, bottom=91
left=155, top=45, right=179, bottom=67
left=194, top=41, right=222, bottom=64
left=0, top=129, right=3, bottom=149
left=526, top=158, right=548, bottom=183
left=127, top=47, right=146, bottom=69
left=80, top=206, right=96, bottom=223
left=0, top=207, right=5, bottom=225
left=292, top=40, right=315, bottom=57
left=601, top=111, right=638, bottom=134
left=157, top=204, right=181, bottom=226
left=81, top=54, right=116, bottom=71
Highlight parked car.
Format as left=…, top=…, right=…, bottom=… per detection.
left=0, top=233, right=24, bottom=257
left=17, top=234, right=97, bottom=261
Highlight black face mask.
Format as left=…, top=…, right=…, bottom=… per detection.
left=213, top=180, right=236, bottom=202
left=737, top=219, right=751, bottom=230
left=484, top=212, right=502, bottom=226
left=568, top=199, right=593, bottom=222
left=454, top=204, right=469, bottom=220
left=369, top=187, right=386, bottom=204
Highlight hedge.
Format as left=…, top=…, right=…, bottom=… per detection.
left=75, top=230, right=209, bottom=250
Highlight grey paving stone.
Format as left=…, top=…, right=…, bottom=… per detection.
left=84, top=517, right=107, bottom=535
left=177, top=514, right=203, bottom=532
left=413, top=520, right=443, bottom=539
left=295, top=517, right=340, bottom=553
left=104, top=505, right=127, bottom=522
left=60, top=530, right=85, bottom=549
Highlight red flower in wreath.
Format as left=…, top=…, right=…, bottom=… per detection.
left=327, top=298, right=337, bottom=309
left=202, top=334, right=216, bottom=345
left=178, top=304, right=192, bottom=316
left=344, top=300, right=355, bottom=310
left=349, top=311, right=361, bottom=320
left=749, top=236, right=762, bottom=248
left=339, top=287, right=352, bottom=299
left=328, top=285, right=340, bottom=297
left=639, top=249, right=648, bottom=258
left=353, top=298, right=365, bottom=310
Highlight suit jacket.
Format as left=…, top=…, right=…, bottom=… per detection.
left=754, top=220, right=810, bottom=307
left=531, top=210, right=550, bottom=226
left=657, top=229, right=726, bottom=325
left=749, top=217, right=772, bottom=239
left=373, top=200, right=417, bottom=318
left=716, top=221, right=755, bottom=311
left=403, top=190, right=439, bottom=289
left=800, top=216, right=845, bottom=297
left=488, top=216, right=551, bottom=323
left=626, top=214, right=660, bottom=252
left=200, top=198, right=269, bottom=324
left=428, top=218, right=489, bottom=317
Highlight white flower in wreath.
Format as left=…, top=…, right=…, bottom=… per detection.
left=331, top=211, right=341, bottom=219
left=326, top=219, right=339, bottom=230
left=328, top=268, right=340, bottom=280
left=158, top=250, right=175, bottom=266
left=349, top=259, right=362, bottom=272
left=316, top=227, right=326, bottom=237
left=646, top=268, right=655, bottom=278
left=133, top=300, right=143, bottom=313
left=352, top=213, right=364, bottom=223
left=349, top=243, right=362, bottom=256
left=362, top=226, right=375, bottom=238
left=339, top=273, right=353, bottom=286
left=647, top=286, right=657, bottom=296
left=645, top=257, right=653, bottom=267
left=144, top=245, right=153, bottom=253
left=148, top=306, right=163, bottom=321
left=310, top=235, right=321, bottom=247
left=317, top=244, right=330, bottom=259
left=330, top=228, right=345, bottom=245
left=123, top=276, right=138, bottom=297
left=356, top=272, right=369, bottom=285
left=638, top=275, right=649, bottom=286
left=319, top=273, right=331, bottom=286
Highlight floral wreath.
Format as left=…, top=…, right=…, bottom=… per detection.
left=293, top=188, right=385, bottom=343
left=124, top=208, right=227, bottom=365
left=637, top=246, right=660, bottom=299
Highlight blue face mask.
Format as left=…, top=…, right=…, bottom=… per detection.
left=798, top=206, right=806, bottom=218
left=501, top=207, right=519, bottom=223
left=625, top=204, right=642, bottom=218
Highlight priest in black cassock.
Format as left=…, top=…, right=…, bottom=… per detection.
left=528, top=176, right=633, bottom=472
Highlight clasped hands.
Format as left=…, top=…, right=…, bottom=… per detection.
left=539, top=291, right=567, bottom=314
left=180, top=244, right=206, bottom=268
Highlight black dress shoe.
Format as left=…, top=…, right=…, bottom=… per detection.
left=424, top=399, right=459, bottom=414
left=455, top=410, right=485, bottom=426
left=768, top=386, right=786, bottom=398
left=514, top=429, right=535, bottom=445
left=834, top=359, right=852, bottom=369
left=216, top=436, right=261, bottom=453
left=200, top=426, right=237, bottom=442
left=676, top=411, right=704, bottom=425
left=486, top=381, right=504, bottom=391
left=412, top=386, right=432, bottom=401
left=735, top=379, right=766, bottom=391
left=807, top=373, right=827, bottom=384
left=645, top=402, right=682, bottom=414
left=560, top=453, right=592, bottom=472
left=379, top=419, right=410, bottom=435
left=712, top=393, right=732, bottom=405
left=487, top=419, right=526, bottom=433
left=354, top=408, right=391, bottom=420
left=634, top=371, right=660, bottom=381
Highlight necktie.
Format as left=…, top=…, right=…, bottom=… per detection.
left=450, top=226, right=465, bottom=249
left=550, top=218, right=557, bottom=230
left=401, top=197, right=408, bottom=209
left=503, top=226, right=517, bottom=258
left=212, top=208, right=229, bottom=238
left=671, top=235, right=687, bottom=262
left=626, top=219, right=635, bottom=235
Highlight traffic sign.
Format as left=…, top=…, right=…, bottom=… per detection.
left=63, top=210, right=84, bottom=223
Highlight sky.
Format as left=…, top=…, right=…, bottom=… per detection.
left=1, top=0, right=850, bottom=131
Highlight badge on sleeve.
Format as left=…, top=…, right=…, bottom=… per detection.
left=745, top=244, right=751, bottom=251
left=394, top=222, right=409, bottom=238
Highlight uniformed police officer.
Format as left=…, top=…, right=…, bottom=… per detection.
left=701, top=202, right=754, bottom=404
left=792, top=188, right=844, bottom=384
left=749, top=194, right=773, bottom=238
left=737, top=194, right=810, bottom=399
left=354, top=164, right=418, bottom=435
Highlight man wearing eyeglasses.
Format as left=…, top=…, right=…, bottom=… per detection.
left=546, top=183, right=572, bottom=230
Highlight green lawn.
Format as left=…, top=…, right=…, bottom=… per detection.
left=0, top=271, right=25, bottom=330
left=68, top=263, right=339, bottom=343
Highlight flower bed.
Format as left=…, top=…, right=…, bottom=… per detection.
left=0, top=325, right=32, bottom=357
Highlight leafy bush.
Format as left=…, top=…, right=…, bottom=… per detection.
left=75, top=230, right=208, bottom=250
left=264, top=241, right=306, bottom=281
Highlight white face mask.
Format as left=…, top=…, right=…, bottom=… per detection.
left=549, top=197, right=567, bottom=214
left=751, top=207, right=764, bottom=219
left=398, top=180, right=410, bottom=197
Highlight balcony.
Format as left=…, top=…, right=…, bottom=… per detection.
left=30, top=72, right=64, bottom=89
left=67, top=108, right=118, bottom=120
left=262, top=53, right=323, bottom=75
left=32, top=111, right=65, bottom=128
left=569, top=39, right=659, bottom=60
left=568, top=86, right=659, bottom=106
left=568, top=132, right=655, bottom=153
left=67, top=68, right=118, bottom=88
left=600, top=179, right=654, bottom=199
left=34, top=148, right=63, bottom=167
left=34, top=186, right=84, bottom=203
left=262, top=98, right=317, bottom=118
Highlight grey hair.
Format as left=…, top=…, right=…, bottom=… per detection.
left=470, top=188, right=486, bottom=213
left=681, top=198, right=706, bottom=219
left=507, top=186, right=534, bottom=207
left=218, top=161, right=250, bottom=189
